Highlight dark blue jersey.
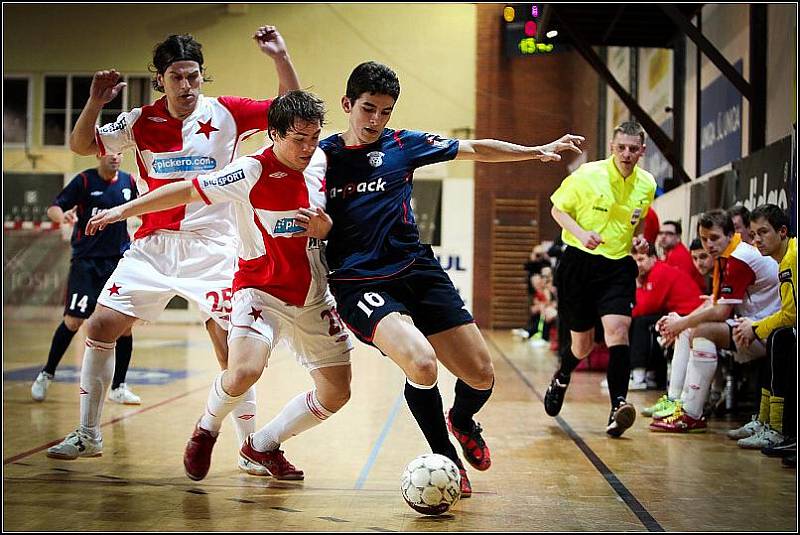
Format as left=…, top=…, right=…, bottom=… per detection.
left=320, top=129, right=459, bottom=280
left=53, top=169, right=137, bottom=258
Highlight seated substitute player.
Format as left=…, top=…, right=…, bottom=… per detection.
left=731, top=204, right=796, bottom=452
left=320, top=61, right=584, bottom=496
left=31, top=153, right=141, bottom=405
left=47, top=27, right=301, bottom=470
left=87, top=90, right=350, bottom=482
left=653, top=209, right=780, bottom=433
left=629, top=243, right=704, bottom=391
left=545, top=120, right=655, bottom=438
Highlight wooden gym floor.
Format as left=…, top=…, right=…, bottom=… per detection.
left=2, top=319, right=797, bottom=531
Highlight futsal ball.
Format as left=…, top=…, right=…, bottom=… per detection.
left=400, top=453, right=461, bottom=515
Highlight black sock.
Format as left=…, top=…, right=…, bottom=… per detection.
left=112, top=335, right=133, bottom=389
left=450, top=378, right=493, bottom=431
left=557, top=349, right=581, bottom=383
left=43, top=321, right=78, bottom=376
left=607, top=345, right=631, bottom=408
left=404, top=380, right=460, bottom=465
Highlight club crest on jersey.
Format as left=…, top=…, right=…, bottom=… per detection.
left=269, top=171, right=288, bottom=179
left=630, top=208, right=642, bottom=225
left=367, top=151, right=384, bottom=168
left=122, top=188, right=132, bottom=201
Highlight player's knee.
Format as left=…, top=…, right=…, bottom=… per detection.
left=406, top=355, right=438, bottom=384
left=226, top=364, right=262, bottom=392
left=63, top=315, right=84, bottom=332
left=463, top=359, right=494, bottom=389
left=319, top=386, right=351, bottom=413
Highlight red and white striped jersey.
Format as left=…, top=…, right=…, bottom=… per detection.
left=192, top=146, right=329, bottom=307
left=95, top=94, right=270, bottom=240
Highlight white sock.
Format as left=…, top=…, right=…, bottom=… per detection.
left=681, top=337, right=718, bottom=419
left=251, top=389, right=334, bottom=452
left=632, top=367, right=646, bottom=383
left=230, top=385, right=257, bottom=446
left=79, top=338, right=116, bottom=439
left=668, top=329, right=692, bottom=400
left=200, top=372, right=244, bottom=434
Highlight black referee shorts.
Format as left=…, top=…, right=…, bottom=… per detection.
left=554, top=246, right=637, bottom=333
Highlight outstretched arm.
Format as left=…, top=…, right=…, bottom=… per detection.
left=69, top=70, right=127, bottom=155
left=86, top=181, right=200, bottom=235
left=455, top=134, right=584, bottom=162
left=253, top=25, right=301, bottom=95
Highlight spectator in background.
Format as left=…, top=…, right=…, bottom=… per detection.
left=630, top=243, right=704, bottom=391
left=513, top=245, right=553, bottom=341
left=729, top=204, right=753, bottom=244
left=643, top=205, right=660, bottom=245
left=526, top=266, right=558, bottom=347
left=658, top=220, right=707, bottom=292
left=689, top=238, right=714, bottom=292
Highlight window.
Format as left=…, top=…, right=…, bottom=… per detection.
left=42, top=74, right=152, bottom=146
left=3, top=76, right=31, bottom=145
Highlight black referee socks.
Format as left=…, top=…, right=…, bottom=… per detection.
left=607, top=345, right=631, bottom=407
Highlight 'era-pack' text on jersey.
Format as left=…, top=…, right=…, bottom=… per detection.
left=192, top=147, right=328, bottom=307
left=53, top=168, right=136, bottom=258
left=319, top=129, right=459, bottom=280
left=95, top=94, right=270, bottom=240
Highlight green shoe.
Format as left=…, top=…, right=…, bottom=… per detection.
left=641, top=395, right=674, bottom=417
left=652, top=399, right=680, bottom=420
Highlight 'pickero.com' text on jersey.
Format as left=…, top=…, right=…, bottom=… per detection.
left=319, top=129, right=459, bottom=280
left=95, top=94, right=270, bottom=240
left=192, top=147, right=329, bottom=307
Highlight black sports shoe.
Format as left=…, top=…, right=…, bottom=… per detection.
left=544, top=373, right=569, bottom=417
left=606, top=398, right=636, bottom=438
left=762, top=436, right=796, bottom=458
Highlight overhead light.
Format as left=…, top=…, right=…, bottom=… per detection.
left=546, top=30, right=558, bottom=39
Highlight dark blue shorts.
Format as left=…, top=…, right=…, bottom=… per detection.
left=328, top=251, right=474, bottom=345
left=64, top=256, right=121, bottom=319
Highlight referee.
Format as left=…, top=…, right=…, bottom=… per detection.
left=545, top=121, right=656, bottom=437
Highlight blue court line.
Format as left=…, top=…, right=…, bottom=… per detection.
left=354, top=391, right=405, bottom=490
left=485, top=335, right=665, bottom=532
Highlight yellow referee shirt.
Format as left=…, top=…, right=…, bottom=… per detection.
left=753, top=236, right=797, bottom=339
left=550, top=156, right=656, bottom=260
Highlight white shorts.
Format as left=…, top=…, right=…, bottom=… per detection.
left=726, top=318, right=767, bottom=363
left=228, top=287, right=353, bottom=371
left=97, top=232, right=236, bottom=328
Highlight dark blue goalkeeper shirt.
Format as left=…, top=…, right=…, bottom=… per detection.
left=52, top=169, right=137, bottom=258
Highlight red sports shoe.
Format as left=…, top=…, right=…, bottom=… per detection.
left=184, top=421, right=217, bottom=481
left=240, top=436, right=304, bottom=480
left=459, top=467, right=472, bottom=498
left=649, top=408, right=707, bottom=433
left=446, top=409, right=491, bottom=471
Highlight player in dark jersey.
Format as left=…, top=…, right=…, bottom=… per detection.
left=319, top=61, right=584, bottom=497
left=31, top=153, right=141, bottom=405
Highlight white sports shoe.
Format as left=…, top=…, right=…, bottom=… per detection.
left=738, top=425, right=784, bottom=449
left=31, top=371, right=53, bottom=402
left=511, top=328, right=530, bottom=339
left=238, top=453, right=270, bottom=476
left=47, top=429, right=103, bottom=460
left=628, top=379, right=648, bottom=391
left=727, top=415, right=764, bottom=440
left=108, top=383, right=141, bottom=405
